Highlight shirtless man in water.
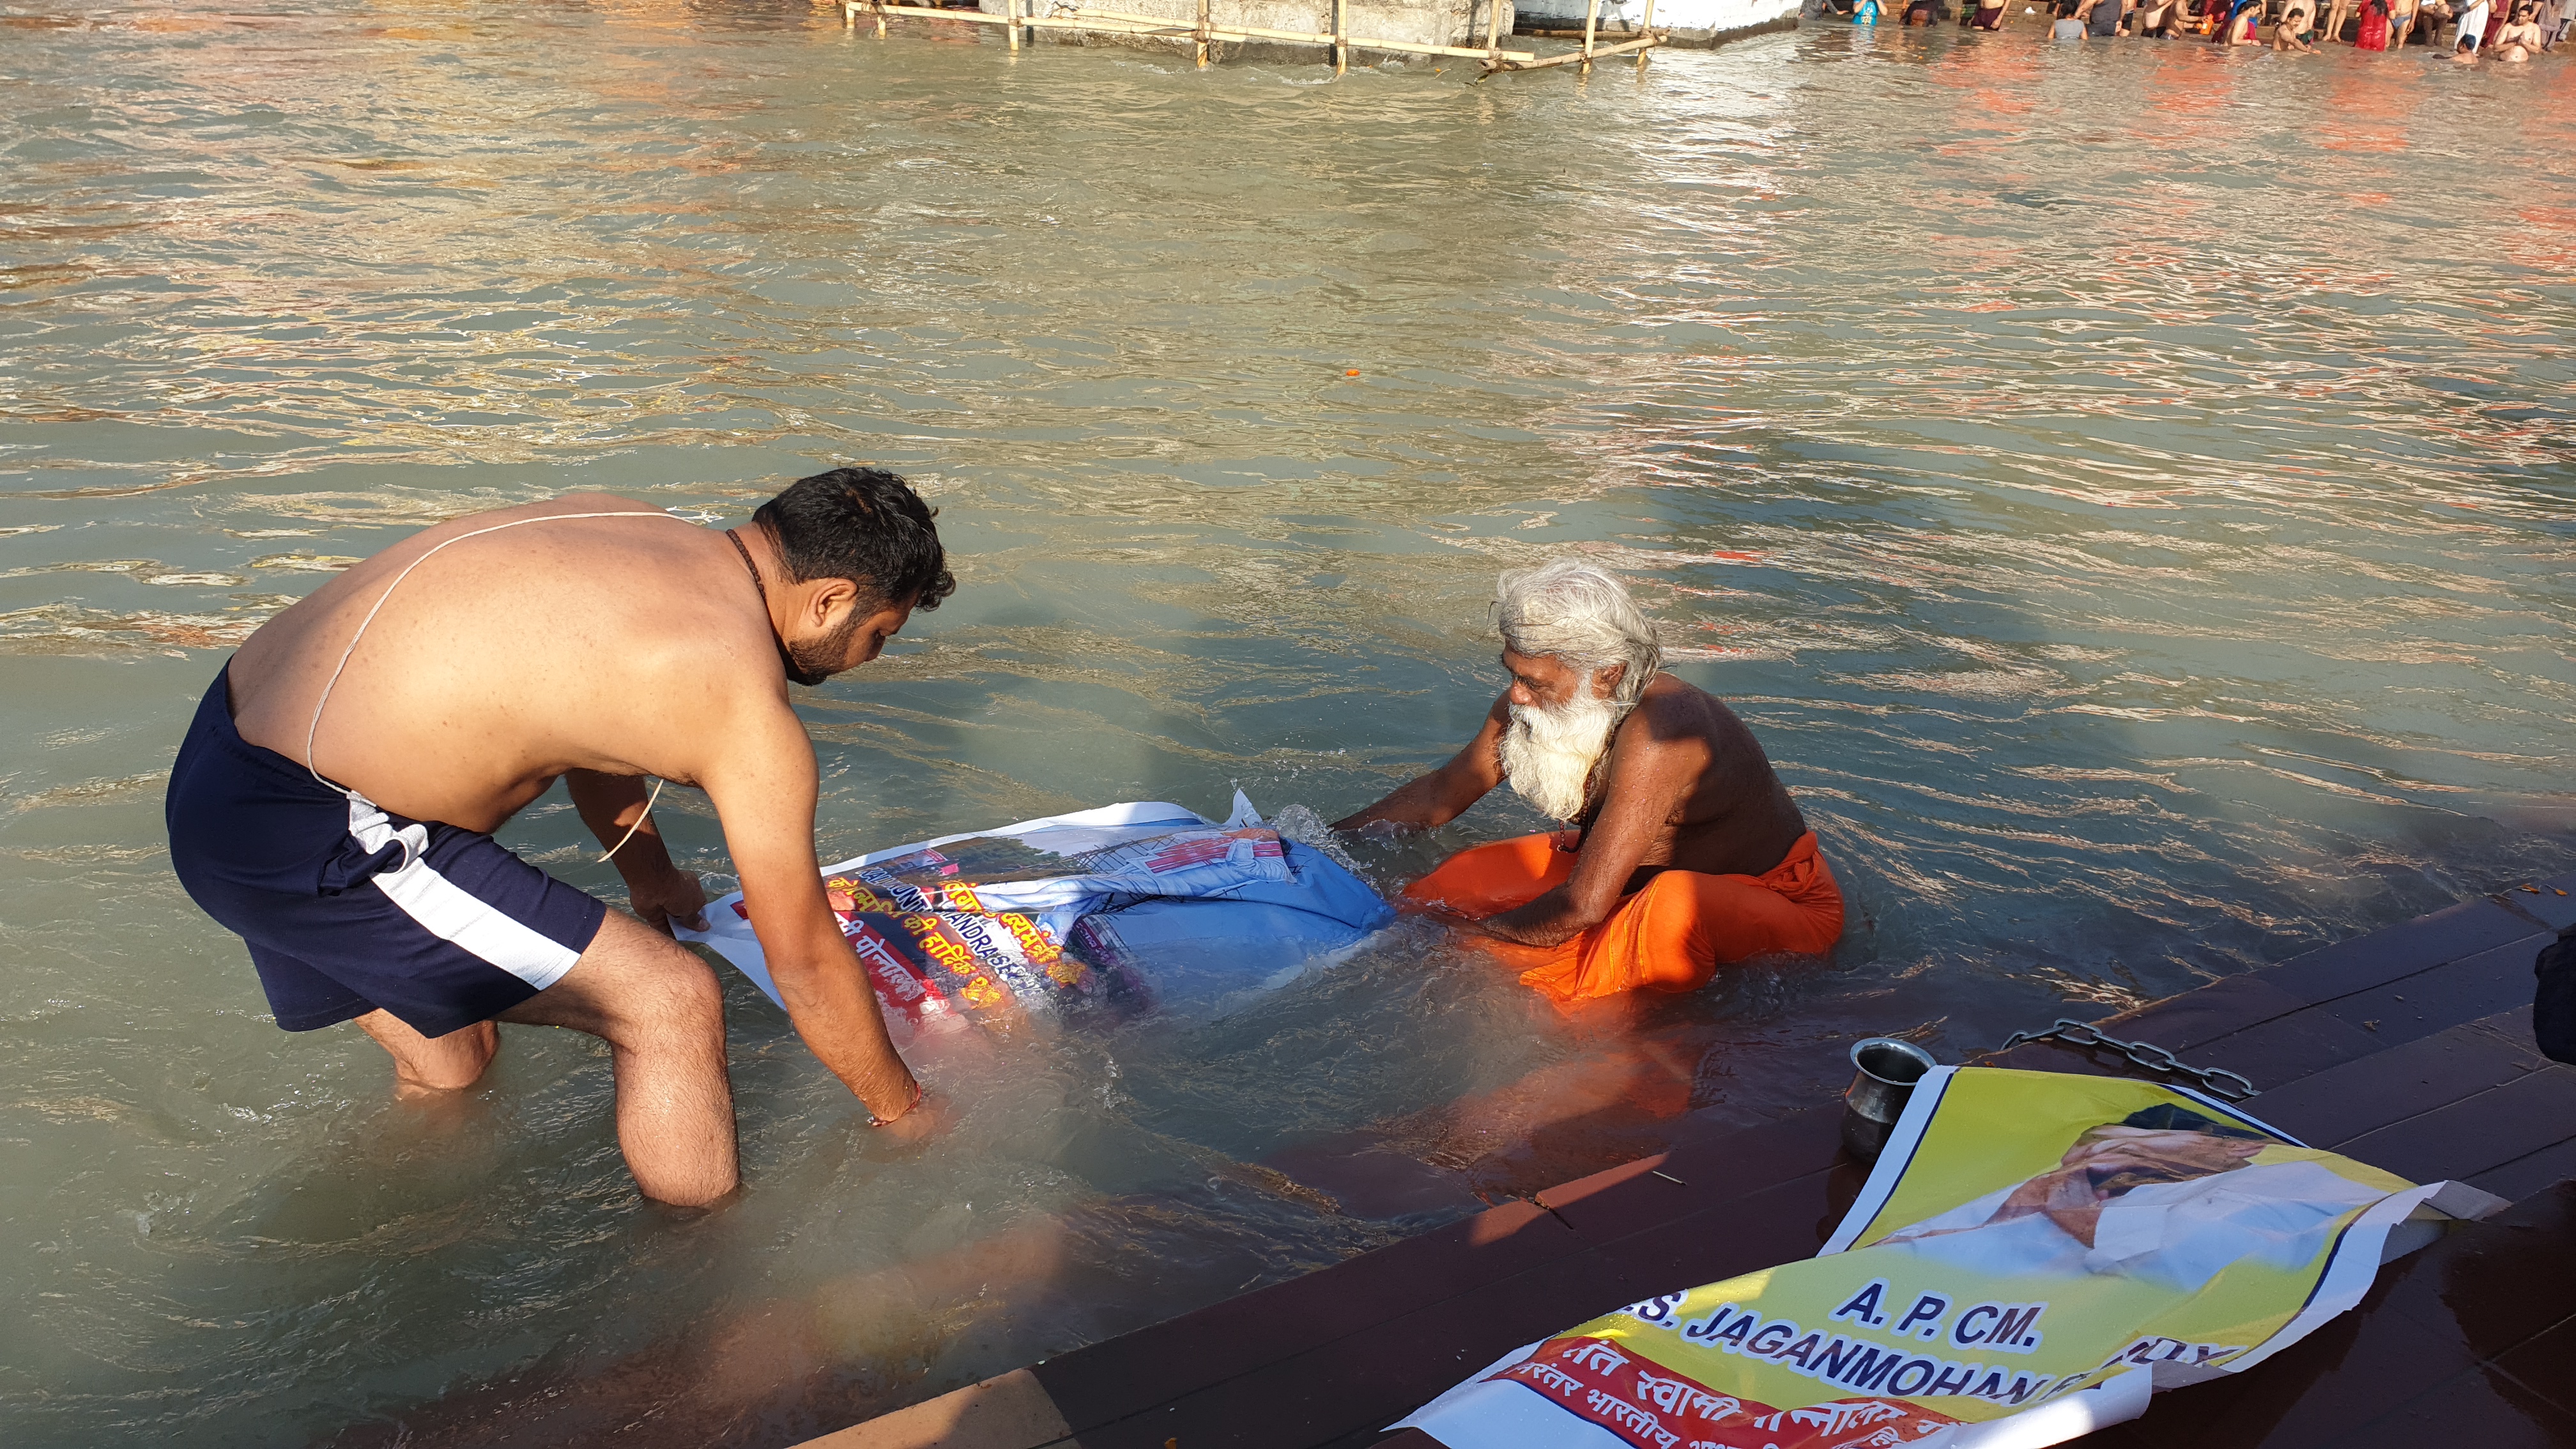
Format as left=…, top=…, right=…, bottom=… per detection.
left=2493, top=3, right=2545, bottom=53
left=1333, top=560, right=1843, bottom=1004
left=164, top=468, right=951, bottom=1206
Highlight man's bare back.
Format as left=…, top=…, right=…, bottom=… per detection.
left=168, top=471, right=954, bottom=1205
left=229, top=494, right=790, bottom=831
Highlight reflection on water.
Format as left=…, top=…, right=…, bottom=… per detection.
left=4, top=1, right=2573, bottom=1443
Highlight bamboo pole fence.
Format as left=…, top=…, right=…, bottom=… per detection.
left=1488, top=29, right=1658, bottom=66
left=834, top=0, right=1661, bottom=70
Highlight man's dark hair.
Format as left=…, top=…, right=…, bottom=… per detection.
left=2117, top=1103, right=2271, bottom=1141
left=754, top=467, right=956, bottom=612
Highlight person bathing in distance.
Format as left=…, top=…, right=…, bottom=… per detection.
left=2275, top=2, right=2321, bottom=49
left=2494, top=3, right=2545, bottom=54
left=165, top=469, right=952, bottom=1207
left=1332, top=560, right=1845, bottom=1004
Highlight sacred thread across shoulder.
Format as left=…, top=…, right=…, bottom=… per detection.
left=301, top=509, right=687, bottom=864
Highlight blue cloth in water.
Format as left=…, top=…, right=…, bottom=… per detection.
left=678, top=795, right=1393, bottom=1032
left=1066, top=836, right=1396, bottom=1013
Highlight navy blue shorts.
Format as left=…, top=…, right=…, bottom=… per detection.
left=165, top=667, right=607, bottom=1039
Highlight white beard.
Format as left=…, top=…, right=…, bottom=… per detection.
left=1499, top=693, right=1623, bottom=822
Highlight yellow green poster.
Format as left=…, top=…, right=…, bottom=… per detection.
left=1397, top=1068, right=2506, bottom=1449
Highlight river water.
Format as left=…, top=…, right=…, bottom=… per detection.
left=4, top=3, right=2573, bottom=1444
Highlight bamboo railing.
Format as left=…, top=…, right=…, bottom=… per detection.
left=836, top=0, right=1662, bottom=71
left=1481, top=0, right=1666, bottom=70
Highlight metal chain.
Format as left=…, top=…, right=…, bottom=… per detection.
left=1996, top=1018, right=2258, bottom=1101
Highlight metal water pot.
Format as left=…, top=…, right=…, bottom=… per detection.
left=1840, top=1037, right=1938, bottom=1162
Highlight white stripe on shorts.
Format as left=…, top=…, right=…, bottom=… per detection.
left=346, top=796, right=581, bottom=992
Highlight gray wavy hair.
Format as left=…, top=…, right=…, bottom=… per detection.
left=1492, top=558, right=1662, bottom=705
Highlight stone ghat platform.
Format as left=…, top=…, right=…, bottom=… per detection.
left=801, top=872, right=2576, bottom=1449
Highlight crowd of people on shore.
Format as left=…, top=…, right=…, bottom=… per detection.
left=1827, top=0, right=2570, bottom=56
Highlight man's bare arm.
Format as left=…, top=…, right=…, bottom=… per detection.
left=701, top=709, right=919, bottom=1123
left=566, top=769, right=709, bottom=935
left=1473, top=709, right=1699, bottom=949
left=1332, top=695, right=1512, bottom=833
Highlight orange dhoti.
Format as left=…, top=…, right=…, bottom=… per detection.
left=1404, top=831, right=1846, bottom=1004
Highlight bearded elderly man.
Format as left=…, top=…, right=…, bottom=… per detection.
left=1332, top=560, right=1844, bottom=1004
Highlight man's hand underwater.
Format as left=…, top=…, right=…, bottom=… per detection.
left=628, top=866, right=712, bottom=937
left=862, top=1070, right=931, bottom=1134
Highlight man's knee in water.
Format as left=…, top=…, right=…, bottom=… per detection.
left=358, top=1011, right=498, bottom=1094
left=623, top=950, right=726, bottom=1059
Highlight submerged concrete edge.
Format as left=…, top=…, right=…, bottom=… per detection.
left=1658, top=13, right=1802, bottom=46
left=801, top=1368, right=1075, bottom=1449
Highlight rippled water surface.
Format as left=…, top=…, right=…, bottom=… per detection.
left=4, top=3, right=2574, bottom=1444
